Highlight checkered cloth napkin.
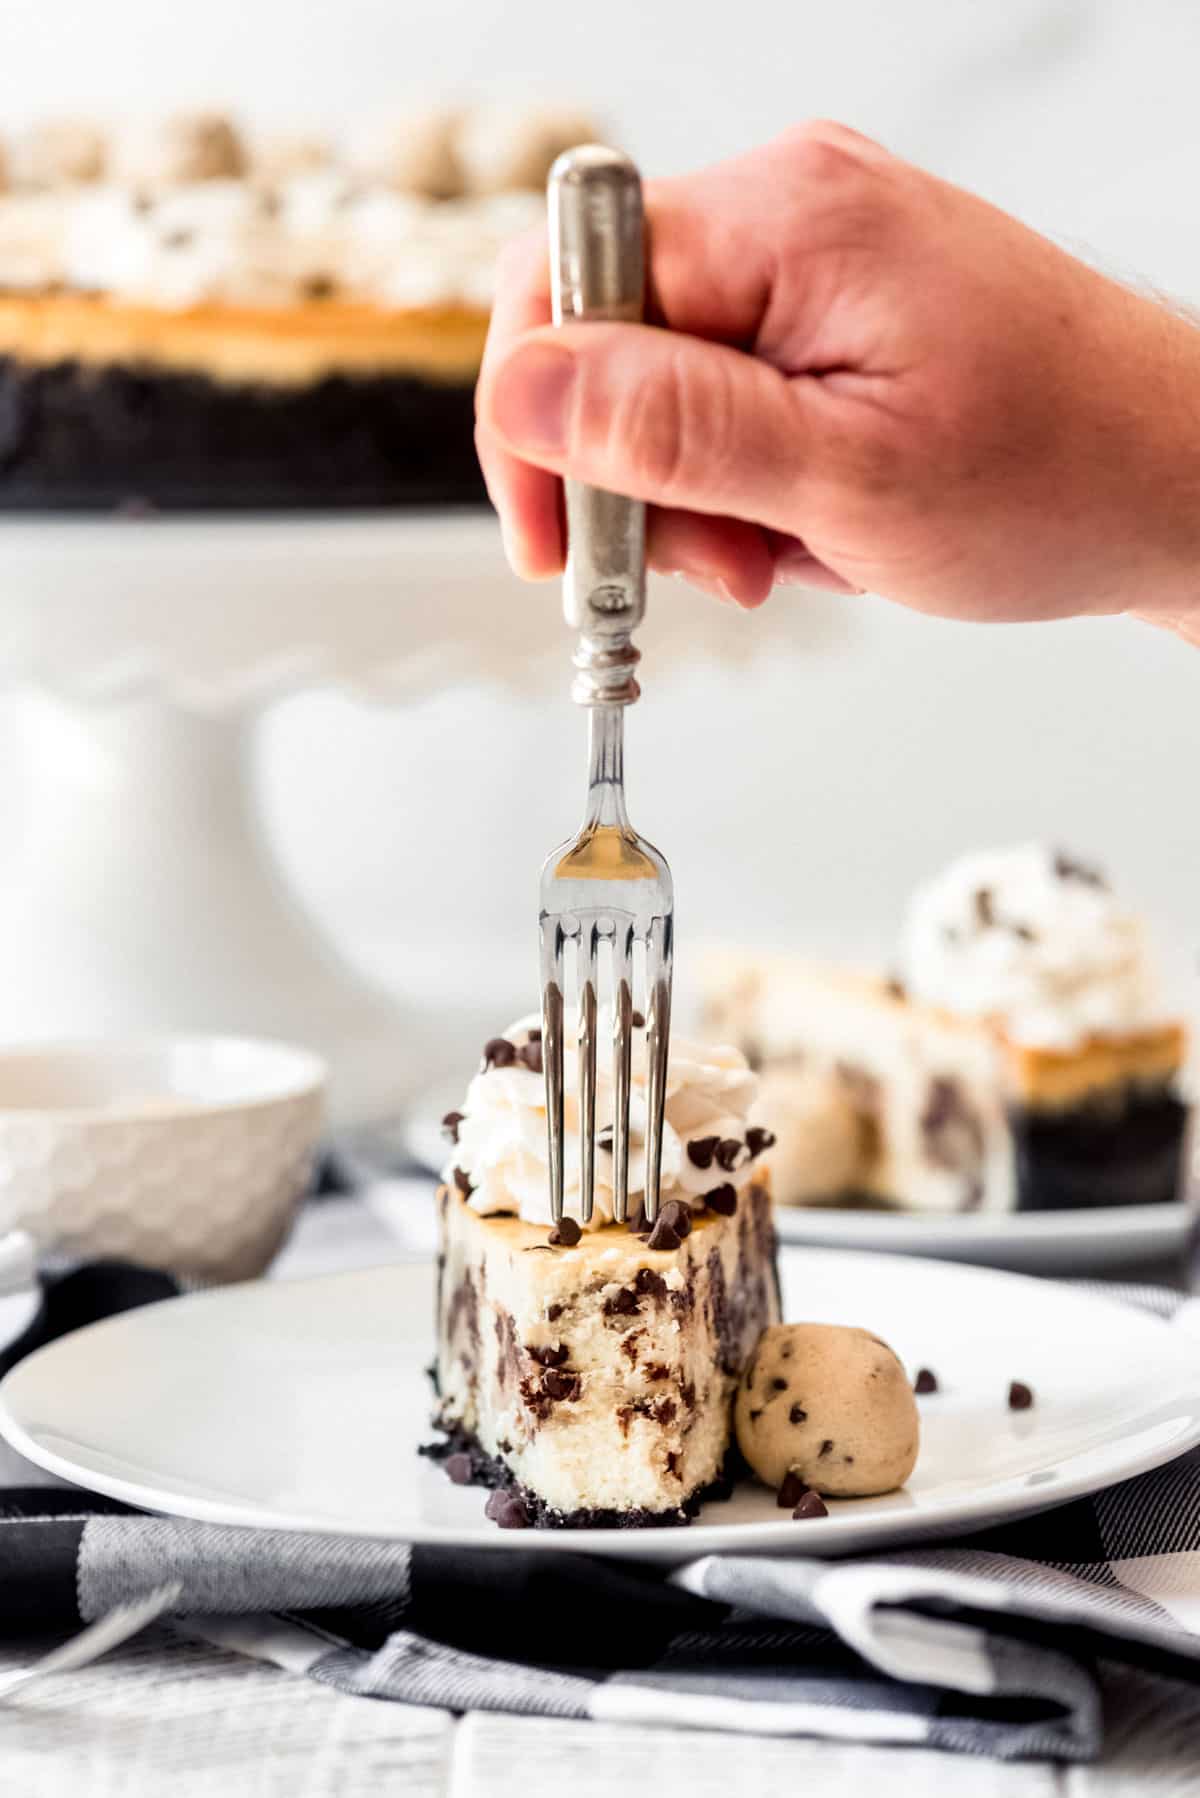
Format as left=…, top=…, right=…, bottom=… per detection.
left=1, top=1196, right=1199, bottom=1763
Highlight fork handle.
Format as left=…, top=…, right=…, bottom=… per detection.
left=547, top=146, right=646, bottom=706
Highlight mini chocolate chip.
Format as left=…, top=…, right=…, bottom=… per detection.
left=631, top=1010, right=645, bottom=1028
left=526, top=1027, right=542, bottom=1044
left=605, top=1287, right=639, bottom=1317
left=973, top=886, right=995, bottom=928
left=597, top=1127, right=614, bottom=1153
left=452, top=1166, right=473, bottom=1196
left=444, top=1452, right=473, bottom=1485
left=777, top=1469, right=810, bottom=1509
left=518, top=1039, right=543, bottom=1074
left=715, top=1137, right=746, bottom=1172
left=481, top=1036, right=517, bottom=1071
left=749, top=1408, right=763, bottom=1422
left=548, top=1216, right=581, bottom=1248
left=303, top=273, right=337, bottom=300
left=913, top=1368, right=939, bottom=1395
left=635, top=1268, right=668, bottom=1299
left=705, top=1184, right=738, bottom=1216
left=441, top=1110, right=464, bottom=1144
left=541, top=1368, right=581, bottom=1401
left=884, top=975, right=906, bottom=1000
left=1008, top=1380, right=1034, bottom=1411
left=484, top=1489, right=528, bottom=1529
left=659, top=1198, right=692, bottom=1238
left=546, top=1303, right=563, bottom=1322
left=686, top=1135, right=719, bottom=1171
left=819, top=1439, right=833, bottom=1457
left=770, top=1377, right=787, bottom=1392
left=789, top=1403, right=807, bottom=1424
left=1053, top=850, right=1107, bottom=889
left=792, top=1491, right=828, bottom=1520
left=645, top=1214, right=682, bottom=1252
left=745, top=1126, right=776, bottom=1158
left=526, top=1342, right=569, bottom=1367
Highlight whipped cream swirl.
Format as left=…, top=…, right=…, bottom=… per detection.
left=900, top=843, right=1163, bottom=1049
left=443, top=1014, right=769, bottom=1227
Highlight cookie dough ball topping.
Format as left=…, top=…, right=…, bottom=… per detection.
left=456, top=103, right=600, bottom=194
left=117, top=111, right=248, bottom=187
left=353, top=107, right=465, bottom=200
left=11, top=119, right=107, bottom=188
left=736, top=1322, right=919, bottom=1497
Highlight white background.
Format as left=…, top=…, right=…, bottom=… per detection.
left=3, top=0, right=1200, bottom=1020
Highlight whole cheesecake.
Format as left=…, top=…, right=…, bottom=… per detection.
left=430, top=1018, right=781, bottom=1527
left=0, top=106, right=590, bottom=510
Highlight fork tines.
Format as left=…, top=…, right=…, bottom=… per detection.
left=539, top=910, right=673, bottom=1228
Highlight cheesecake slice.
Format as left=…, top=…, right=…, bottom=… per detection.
left=701, top=844, right=1190, bottom=1215
left=434, top=1180, right=778, bottom=1526
left=428, top=1017, right=780, bottom=1527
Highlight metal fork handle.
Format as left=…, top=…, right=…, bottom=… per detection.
left=548, top=146, right=646, bottom=707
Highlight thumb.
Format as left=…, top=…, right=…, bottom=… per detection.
left=476, top=320, right=813, bottom=530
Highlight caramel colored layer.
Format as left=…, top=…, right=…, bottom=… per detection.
left=0, top=291, right=489, bottom=388
left=1001, top=1023, right=1187, bottom=1109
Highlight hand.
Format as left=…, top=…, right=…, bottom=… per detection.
left=475, top=121, right=1200, bottom=629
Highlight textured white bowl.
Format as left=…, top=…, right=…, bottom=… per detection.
left=0, top=1037, right=326, bottom=1281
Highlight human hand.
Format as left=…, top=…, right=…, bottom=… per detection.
left=475, top=121, right=1200, bottom=628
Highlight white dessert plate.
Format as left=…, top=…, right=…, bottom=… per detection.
left=769, top=1199, right=1198, bottom=1272
left=1, top=1250, right=1198, bottom=1565
left=403, top=1086, right=1197, bottom=1275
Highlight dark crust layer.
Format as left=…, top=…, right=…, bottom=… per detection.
left=421, top=1422, right=740, bottom=1530
left=0, top=355, right=487, bottom=510
left=1009, top=1081, right=1189, bottom=1212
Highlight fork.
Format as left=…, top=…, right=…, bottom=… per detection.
left=539, top=145, right=674, bottom=1230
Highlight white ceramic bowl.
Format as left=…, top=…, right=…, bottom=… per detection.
left=0, top=1036, right=326, bottom=1280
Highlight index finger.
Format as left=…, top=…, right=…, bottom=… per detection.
left=475, top=227, right=562, bottom=579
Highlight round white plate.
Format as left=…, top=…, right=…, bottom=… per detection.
left=770, top=1199, right=1198, bottom=1272
left=403, top=1087, right=1198, bottom=1274
left=0, top=1252, right=1197, bottom=1564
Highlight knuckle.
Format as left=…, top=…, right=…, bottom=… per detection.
left=783, top=118, right=880, bottom=185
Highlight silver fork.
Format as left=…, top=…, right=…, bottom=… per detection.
left=539, top=144, right=674, bottom=1230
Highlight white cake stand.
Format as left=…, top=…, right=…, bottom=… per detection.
left=0, top=512, right=845, bottom=1124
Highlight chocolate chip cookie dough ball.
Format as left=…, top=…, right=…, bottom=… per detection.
left=12, top=119, right=107, bottom=188
left=117, top=112, right=247, bottom=187
left=736, top=1323, right=919, bottom=1496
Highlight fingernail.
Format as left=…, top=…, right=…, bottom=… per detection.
left=488, top=342, right=576, bottom=455
left=775, top=550, right=865, bottom=595
left=673, top=569, right=741, bottom=607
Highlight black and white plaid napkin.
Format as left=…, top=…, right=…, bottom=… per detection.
left=1, top=1195, right=1199, bottom=1764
